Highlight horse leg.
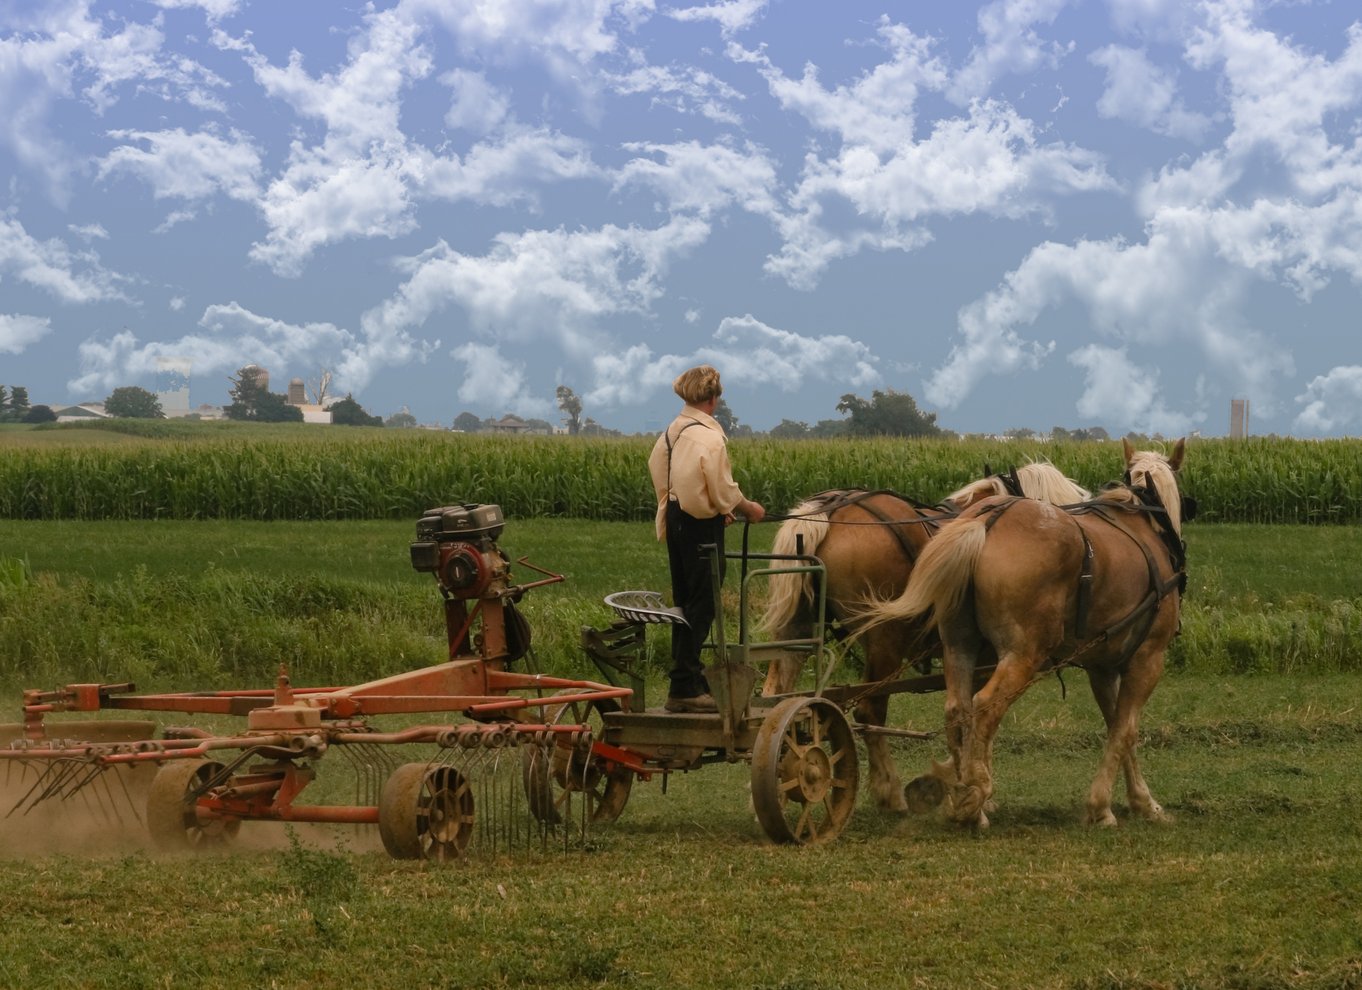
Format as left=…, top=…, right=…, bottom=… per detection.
left=952, top=651, right=1038, bottom=826
left=1084, top=648, right=1170, bottom=826
left=761, top=650, right=803, bottom=696
left=858, top=626, right=908, bottom=812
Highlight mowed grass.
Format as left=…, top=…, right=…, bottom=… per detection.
left=1, top=518, right=1361, bottom=988
left=0, top=674, right=1359, bottom=989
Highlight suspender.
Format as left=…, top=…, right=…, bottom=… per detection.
left=663, top=418, right=707, bottom=501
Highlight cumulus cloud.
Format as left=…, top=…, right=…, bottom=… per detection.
left=603, top=62, right=745, bottom=124
left=585, top=314, right=882, bottom=407
left=0, top=216, right=131, bottom=304
left=440, top=68, right=512, bottom=134
left=1069, top=344, right=1200, bottom=436
left=450, top=342, right=552, bottom=416
left=1294, top=366, right=1362, bottom=435
left=948, top=0, right=1072, bottom=104
left=1089, top=44, right=1212, bottom=141
left=99, top=127, right=262, bottom=202
left=362, top=216, right=712, bottom=358
left=0, top=312, right=52, bottom=354
left=665, top=0, right=768, bottom=38
left=613, top=140, right=778, bottom=217
left=924, top=213, right=1293, bottom=420
left=67, top=302, right=362, bottom=397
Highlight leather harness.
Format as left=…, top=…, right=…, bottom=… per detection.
left=978, top=486, right=1186, bottom=667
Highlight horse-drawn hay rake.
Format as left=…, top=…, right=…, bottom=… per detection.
left=2, top=502, right=918, bottom=859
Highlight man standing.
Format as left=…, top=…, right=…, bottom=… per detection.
left=647, top=365, right=765, bottom=713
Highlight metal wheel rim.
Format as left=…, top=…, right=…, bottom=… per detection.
left=145, top=759, right=240, bottom=851
left=751, top=697, right=859, bottom=845
left=522, top=693, right=631, bottom=826
left=379, top=763, right=475, bottom=861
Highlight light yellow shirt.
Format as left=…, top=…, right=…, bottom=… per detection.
left=647, top=405, right=746, bottom=540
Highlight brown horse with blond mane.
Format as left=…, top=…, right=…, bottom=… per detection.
left=759, top=462, right=1090, bottom=812
left=861, top=439, right=1187, bottom=827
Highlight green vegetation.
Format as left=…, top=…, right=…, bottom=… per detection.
left=1, top=425, right=1359, bottom=988
left=0, top=675, right=1359, bottom=989
left=2, top=427, right=1361, bottom=523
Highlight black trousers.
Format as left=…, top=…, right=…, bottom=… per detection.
left=665, top=500, right=726, bottom=698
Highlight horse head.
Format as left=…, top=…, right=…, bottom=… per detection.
left=1121, top=438, right=1186, bottom=535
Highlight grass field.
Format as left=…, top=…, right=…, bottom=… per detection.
left=1, top=517, right=1360, bottom=988
left=0, top=674, right=1358, bottom=989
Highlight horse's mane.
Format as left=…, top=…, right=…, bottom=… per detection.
left=944, top=460, right=1089, bottom=508
left=1100, top=449, right=1182, bottom=534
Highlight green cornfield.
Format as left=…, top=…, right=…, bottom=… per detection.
left=2, top=423, right=1360, bottom=523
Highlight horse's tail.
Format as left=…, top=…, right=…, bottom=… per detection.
left=758, top=500, right=831, bottom=636
left=860, top=516, right=987, bottom=631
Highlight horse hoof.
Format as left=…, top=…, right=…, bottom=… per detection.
left=950, top=785, right=986, bottom=823
left=904, top=775, right=946, bottom=815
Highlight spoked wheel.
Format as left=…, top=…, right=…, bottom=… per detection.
left=751, top=696, right=859, bottom=845
left=522, top=693, right=632, bottom=826
left=146, top=759, right=241, bottom=851
left=379, top=763, right=474, bottom=861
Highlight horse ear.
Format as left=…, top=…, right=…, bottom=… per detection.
left=1168, top=437, right=1186, bottom=472
left=1122, top=437, right=1135, bottom=466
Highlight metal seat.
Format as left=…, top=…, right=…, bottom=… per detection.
left=603, top=590, right=689, bottom=626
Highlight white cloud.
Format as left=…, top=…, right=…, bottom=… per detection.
left=585, top=314, right=881, bottom=407
left=734, top=18, right=948, bottom=153
left=147, top=0, right=243, bottom=23
left=948, top=0, right=1072, bottom=105
left=440, top=68, right=511, bottom=134
left=67, top=302, right=361, bottom=398
left=766, top=99, right=1115, bottom=289
left=362, top=216, right=712, bottom=359
left=1069, top=343, right=1200, bottom=436
left=67, top=222, right=108, bottom=241
left=613, top=140, right=778, bottom=217
left=450, top=341, right=552, bottom=416
left=419, top=126, right=599, bottom=208
left=0, top=216, right=130, bottom=304
left=924, top=213, right=1294, bottom=420
left=665, top=0, right=767, bottom=37
left=1089, top=44, right=1211, bottom=141
left=99, top=127, right=262, bottom=202
left=1294, top=366, right=1362, bottom=434
left=603, top=62, right=745, bottom=124
left=410, top=0, right=653, bottom=70
left=0, top=312, right=52, bottom=354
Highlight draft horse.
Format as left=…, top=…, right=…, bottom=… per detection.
left=864, top=439, right=1188, bottom=827
left=758, top=462, right=1090, bottom=812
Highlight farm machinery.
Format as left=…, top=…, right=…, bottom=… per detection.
left=2, top=503, right=890, bottom=858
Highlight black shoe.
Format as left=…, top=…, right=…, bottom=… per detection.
left=664, top=693, right=719, bottom=714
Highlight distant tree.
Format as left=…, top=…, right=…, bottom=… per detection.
left=713, top=397, right=739, bottom=434
left=226, top=367, right=302, bottom=422
left=104, top=386, right=165, bottom=419
left=453, top=411, right=483, bottom=432
left=523, top=417, right=554, bottom=434
left=556, top=386, right=583, bottom=435
left=386, top=409, right=418, bottom=428
left=581, top=418, right=621, bottom=437
left=1050, top=426, right=1073, bottom=442
left=328, top=393, right=383, bottom=426
left=308, top=369, right=333, bottom=407
left=835, top=389, right=942, bottom=438
left=810, top=418, right=849, bottom=438
left=255, top=391, right=304, bottom=422
left=770, top=419, right=810, bottom=439
left=0, top=385, right=7, bottom=417
left=7, top=386, right=29, bottom=421
left=23, top=404, right=57, bottom=423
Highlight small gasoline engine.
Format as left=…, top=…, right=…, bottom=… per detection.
left=410, top=503, right=531, bottom=666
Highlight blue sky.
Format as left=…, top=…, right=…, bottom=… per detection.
left=3, top=0, right=1362, bottom=436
